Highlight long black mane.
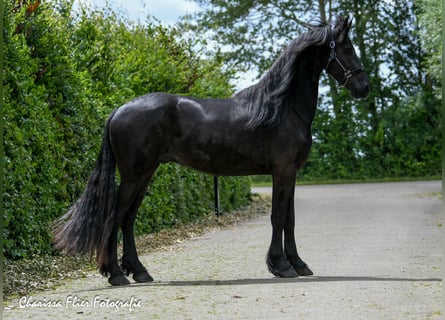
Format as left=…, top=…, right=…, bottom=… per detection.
left=235, top=20, right=332, bottom=129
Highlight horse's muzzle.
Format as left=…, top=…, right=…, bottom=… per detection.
left=349, top=73, right=370, bottom=99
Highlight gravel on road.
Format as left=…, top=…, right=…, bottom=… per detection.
left=3, top=181, right=442, bottom=320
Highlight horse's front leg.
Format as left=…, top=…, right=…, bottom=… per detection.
left=283, top=194, right=314, bottom=276
left=266, top=171, right=299, bottom=278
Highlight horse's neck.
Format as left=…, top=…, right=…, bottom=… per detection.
left=287, top=48, right=324, bottom=126
left=234, top=44, right=325, bottom=129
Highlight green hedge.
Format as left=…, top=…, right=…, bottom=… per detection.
left=4, top=1, right=250, bottom=260
left=136, top=165, right=250, bottom=235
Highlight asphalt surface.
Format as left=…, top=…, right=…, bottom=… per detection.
left=4, top=181, right=443, bottom=319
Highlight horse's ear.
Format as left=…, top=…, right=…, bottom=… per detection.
left=338, top=16, right=352, bottom=41
left=345, top=16, right=353, bottom=32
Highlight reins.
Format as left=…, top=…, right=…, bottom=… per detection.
left=325, top=40, right=364, bottom=87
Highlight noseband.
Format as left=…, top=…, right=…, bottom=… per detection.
left=325, top=41, right=364, bottom=87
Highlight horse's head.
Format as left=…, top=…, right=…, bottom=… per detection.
left=325, top=16, right=370, bottom=99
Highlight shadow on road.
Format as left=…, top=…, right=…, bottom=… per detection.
left=74, top=275, right=441, bottom=293
left=135, top=276, right=442, bottom=286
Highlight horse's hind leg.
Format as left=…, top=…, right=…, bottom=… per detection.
left=120, top=182, right=154, bottom=283
left=106, top=177, right=152, bottom=286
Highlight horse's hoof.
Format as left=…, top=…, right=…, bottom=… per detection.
left=133, top=270, right=154, bottom=283
left=288, top=258, right=314, bottom=276
left=295, top=265, right=314, bottom=276
left=267, top=258, right=298, bottom=278
left=274, top=265, right=298, bottom=278
left=108, top=274, right=131, bottom=286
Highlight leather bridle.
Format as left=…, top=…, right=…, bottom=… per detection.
left=325, top=41, right=364, bottom=88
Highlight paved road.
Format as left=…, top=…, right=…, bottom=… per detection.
left=4, top=181, right=442, bottom=319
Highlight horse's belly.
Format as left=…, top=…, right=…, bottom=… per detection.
left=161, top=142, right=271, bottom=176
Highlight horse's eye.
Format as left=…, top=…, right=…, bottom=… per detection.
left=344, top=46, right=353, bottom=54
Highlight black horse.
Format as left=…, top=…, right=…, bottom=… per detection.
left=53, top=16, right=369, bottom=286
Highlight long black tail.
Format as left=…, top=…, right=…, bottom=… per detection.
left=53, top=110, right=118, bottom=267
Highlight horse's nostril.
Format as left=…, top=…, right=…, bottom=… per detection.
left=365, top=84, right=370, bottom=93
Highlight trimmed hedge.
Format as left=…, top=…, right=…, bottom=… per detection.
left=136, top=164, right=250, bottom=235
left=4, top=1, right=250, bottom=260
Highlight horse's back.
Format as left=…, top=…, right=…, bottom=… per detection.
left=111, top=92, right=238, bottom=125
left=112, top=92, right=176, bottom=119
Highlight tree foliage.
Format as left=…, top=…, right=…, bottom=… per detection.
left=415, top=0, right=442, bottom=96
left=4, top=0, right=249, bottom=260
left=183, top=0, right=441, bottom=180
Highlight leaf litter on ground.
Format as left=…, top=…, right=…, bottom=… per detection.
left=3, top=194, right=270, bottom=303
